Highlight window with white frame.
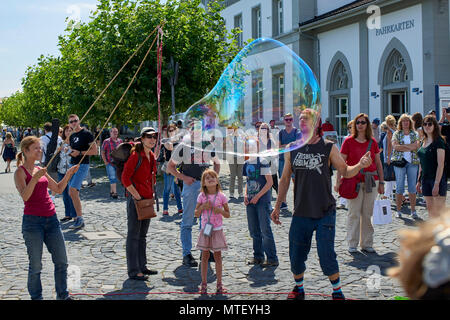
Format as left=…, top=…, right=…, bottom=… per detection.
left=252, top=70, right=264, bottom=123
left=252, top=6, right=262, bottom=38
left=278, top=0, right=283, bottom=34
left=272, top=71, right=284, bottom=121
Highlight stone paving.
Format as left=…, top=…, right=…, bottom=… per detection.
left=1, top=151, right=448, bottom=301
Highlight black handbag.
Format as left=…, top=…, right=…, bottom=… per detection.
left=391, top=158, right=407, bottom=168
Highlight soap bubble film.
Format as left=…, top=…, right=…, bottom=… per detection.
left=176, top=38, right=321, bottom=161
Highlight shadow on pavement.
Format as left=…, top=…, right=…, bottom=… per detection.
left=247, top=265, right=278, bottom=288
left=345, top=251, right=398, bottom=275
left=97, top=280, right=154, bottom=300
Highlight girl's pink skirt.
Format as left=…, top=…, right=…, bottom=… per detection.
left=196, top=229, right=228, bottom=252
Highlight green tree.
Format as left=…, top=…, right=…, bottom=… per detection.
left=2, top=0, right=241, bottom=128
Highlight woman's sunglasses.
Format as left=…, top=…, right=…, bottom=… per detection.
left=356, top=121, right=367, bottom=125
left=423, top=122, right=434, bottom=127
left=143, top=133, right=158, bottom=139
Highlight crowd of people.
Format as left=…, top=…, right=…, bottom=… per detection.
left=2, top=104, right=449, bottom=300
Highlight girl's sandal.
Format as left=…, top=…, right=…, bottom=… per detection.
left=216, top=283, right=227, bottom=294
left=200, top=283, right=207, bottom=295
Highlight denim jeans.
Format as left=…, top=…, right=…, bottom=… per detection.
left=246, top=201, right=278, bottom=262
left=394, top=162, right=418, bottom=194
left=22, top=214, right=69, bottom=300
left=126, top=195, right=151, bottom=277
left=58, top=172, right=77, bottom=218
left=105, top=163, right=118, bottom=184
left=163, top=172, right=182, bottom=211
left=289, top=210, right=339, bottom=276
left=181, top=180, right=201, bottom=257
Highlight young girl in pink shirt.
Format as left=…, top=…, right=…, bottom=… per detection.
left=195, top=169, right=230, bottom=295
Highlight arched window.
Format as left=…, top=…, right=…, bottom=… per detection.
left=331, top=61, right=349, bottom=91
left=385, top=49, right=408, bottom=86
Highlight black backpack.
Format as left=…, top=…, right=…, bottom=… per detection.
left=43, top=134, right=61, bottom=173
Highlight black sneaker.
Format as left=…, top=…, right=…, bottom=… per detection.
left=183, top=254, right=198, bottom=267
left=287, top=286, right=305, bottom=300
left=332, top=291, right=346, bottom=300
left=142, top=268, right=158, bottom=275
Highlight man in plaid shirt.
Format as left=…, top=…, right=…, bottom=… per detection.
left=101, top=127, right=123, bottom=199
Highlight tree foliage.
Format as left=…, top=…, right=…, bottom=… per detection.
left=0, top=0, right=241, bottom=128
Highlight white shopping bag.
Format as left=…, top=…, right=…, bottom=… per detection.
left=372, top=199, right=392, bottom=225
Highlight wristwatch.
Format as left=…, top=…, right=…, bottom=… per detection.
left=379, top=181, right=385, bottom=185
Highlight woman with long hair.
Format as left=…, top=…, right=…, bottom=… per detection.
left=14, top=136, right=79, bottom=300
left=416, top=115, right=447, bottom=218
left=1, top=132, right=16, bottom=172
left=337, top=113, right=384, bottom=253
left=121, top=127, right=158, bottom=281
left=391, top=114, right=420, bottom=219
left=57, top=125, right=77, bottom=222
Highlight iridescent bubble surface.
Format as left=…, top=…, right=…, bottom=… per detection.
left=180, top=38, right=322, bottom=159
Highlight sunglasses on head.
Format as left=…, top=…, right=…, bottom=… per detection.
left=356, top=120, right=367, bottom=125
left=423, top=122, right=434, bottom=127
left=69, top=119, right=79, bottom=124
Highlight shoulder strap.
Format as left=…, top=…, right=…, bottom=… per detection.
left=360, top=139, right=373, bottom=174
left=130, top=153, right=143, bottom=188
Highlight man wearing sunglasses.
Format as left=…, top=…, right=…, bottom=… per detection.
left=67, top=114, right=98, bottom=230
left=278, top=113, right=300, bottom=210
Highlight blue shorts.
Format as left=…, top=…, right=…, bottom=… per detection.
left=68, top=164, right=90, bottom=191
left=106, top=163, right=118, bottom=184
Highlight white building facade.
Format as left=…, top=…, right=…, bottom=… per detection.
left=212, top=0, right=450, bottom=141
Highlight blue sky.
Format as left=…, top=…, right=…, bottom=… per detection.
left=0, top=0, right=99, bottom=97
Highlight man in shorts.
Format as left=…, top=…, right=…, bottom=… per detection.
left=67, top=114, right=98, bottom=229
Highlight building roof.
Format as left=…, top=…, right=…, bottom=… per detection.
left=299, top=0, right=377, bottom=27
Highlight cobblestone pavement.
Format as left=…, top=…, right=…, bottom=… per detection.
left=0, top=154, right=448, bottom=301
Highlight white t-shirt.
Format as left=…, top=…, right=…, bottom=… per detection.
left=40, top=132, right=63, bottom=163
left=403, top=134, right=412, bottom=163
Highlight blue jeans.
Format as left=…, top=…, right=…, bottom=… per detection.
left=181, top=180, right=201, bottom=257
left=105, top=163, right=118, bottom=184
left=246, top=201, right=278, bottom=262
left=289, top=210, right=339, bottom=276
left=163, top=173, right=182, bottom=211
left=394, top=162, right=418, bottom=194
left=58, top=172, right=77, bottom=218
left=22, top=214, right=69, bottom=300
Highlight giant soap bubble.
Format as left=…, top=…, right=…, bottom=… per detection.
left=177, top=38, right=321, bottom=161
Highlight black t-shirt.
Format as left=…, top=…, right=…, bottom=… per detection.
left=290, top=138, right=336, bottom=219
left=70, top=128, right=94, bottom=165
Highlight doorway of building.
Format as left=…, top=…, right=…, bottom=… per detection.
left=388, top=91, right=407, bottom=120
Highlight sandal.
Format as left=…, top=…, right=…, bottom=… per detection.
left=216, top=283, right=227, bottom=294
left=110, top=192, right=118, bottom=199
left=200, top=282, right=207, bottom=295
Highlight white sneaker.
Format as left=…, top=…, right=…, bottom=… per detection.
left=396, top=212, right=402, bottom=218
left=411, top=211, right=419, bottom=219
